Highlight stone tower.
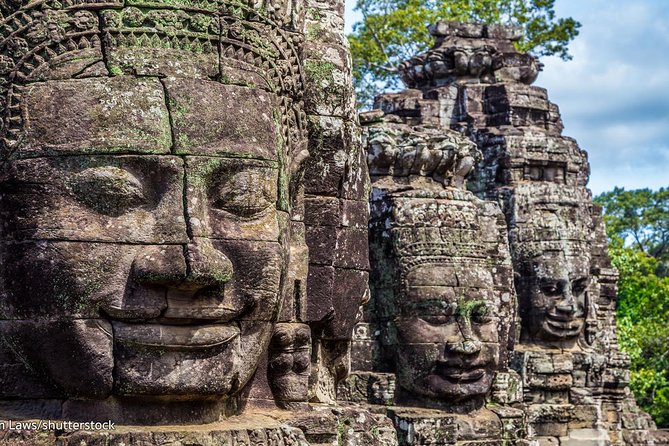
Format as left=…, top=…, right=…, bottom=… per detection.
left=349, top=21, right=658, bottom=446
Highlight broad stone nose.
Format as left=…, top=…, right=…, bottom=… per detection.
left=131, top=239, right=233, bottom=290
left=182, top=237, right=233, bottom=289
left=556, top=286, right=577, bottom=314
left=449, top=339, right=482, bottom=355
left=448, top=317, right=482, bottom=355
left=132, top=245, right=187, bottom=286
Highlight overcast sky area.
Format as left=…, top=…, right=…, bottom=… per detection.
left=344, top=0, right=669, bottom=195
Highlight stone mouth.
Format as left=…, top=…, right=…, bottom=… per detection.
left=111, top=321, right=240, bottom=351
left=545, top=315, right=583, bottom=330
left=546, top=311, right=582, bottom=322
left=437, top=366, right=487, bottom=382
left=543, top=317, right=584, bottom=339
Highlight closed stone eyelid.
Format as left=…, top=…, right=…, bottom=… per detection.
left=67, top=166, right=148, bottom=217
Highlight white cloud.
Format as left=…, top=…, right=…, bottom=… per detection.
left=541, top=0, right=669, bottom=194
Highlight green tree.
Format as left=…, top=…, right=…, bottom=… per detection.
left=596, top=188, right=669, bottom=427
left=596, top=187, right=669, bottom=275
left=348, top=0, right=581, bottom=108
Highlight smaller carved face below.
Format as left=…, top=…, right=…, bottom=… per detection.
left=268, top=323, right=311, bottom=402
left=394, top=263, right=501, bottom=403
left=520, top=251, right=590, bottom=343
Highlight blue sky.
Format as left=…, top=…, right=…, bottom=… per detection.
left=344, top=0, right=669, bottom=195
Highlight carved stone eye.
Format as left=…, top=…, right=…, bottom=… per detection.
left=68, top=166, right=147, bottom=217
left=471, top=304, right=493, bottom=324
left=210, top=169, right=275, bottom=219
left=572, top=278, right=588, bottom=295
left=540, top=281, right=562, bottom=297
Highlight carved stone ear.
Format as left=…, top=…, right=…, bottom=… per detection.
left=268, top=322, right=311, bottom=406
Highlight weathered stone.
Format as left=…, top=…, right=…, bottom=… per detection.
left=0, top=320, right=113, bottom=399
left=338, top=371, right=396, bottom=405
left=268, top=323, right=312, bottom=404
left=102, top=8, right=219, bottom=79
left=0, top=0, right=367, bottom=431
left=305, top=265, right=335, bottom=323
left=165, top=79, right=280, bottom=160
left=0, top=421, right=311, bottom=446
left=19, top=77, right=172, bottom=157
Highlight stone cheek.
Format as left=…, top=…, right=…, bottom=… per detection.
left=0, top=319, right=113, bottom=399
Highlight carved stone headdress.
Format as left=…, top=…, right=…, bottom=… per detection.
left=364, top=117, right=481, bottom=187
left=0, top=0, right=308, bottom=170
left=507, top=183, right=594, bottom=266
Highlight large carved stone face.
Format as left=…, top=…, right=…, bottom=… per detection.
left=520, top=251, right=590, bottom=343
left=0, top=77, right=291, bottom=400
left=394, top=262, right=501, bottom=403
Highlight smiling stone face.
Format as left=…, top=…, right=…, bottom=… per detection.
left=0, top=77, right=291, bottom=407
left=506, top=184, right=594, bottom=348
left=395, top=262, right=501, bottom=403
left=0, top=0, right=316, bottom=419
left=369, top=190, right=516, bottom=410
left=516, top=246, right=590, bottom=345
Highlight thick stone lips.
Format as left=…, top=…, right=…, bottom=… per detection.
left=440, top=368, right=486, bottom=382
left=111, top=321, right=240, bottom=351
left=544, top=315, right=583, bottom=334
left=435, top=363, right=489, bottom=383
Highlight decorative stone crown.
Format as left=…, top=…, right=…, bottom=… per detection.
left=0, top=0, right=307, bottom=164
left=1, top=0, right=304, bottom=30
left=508, top=183, right=594, bottom=246
left=398, top=21, right=543, bottom=89
left=364, top=114, right=481, bottom=187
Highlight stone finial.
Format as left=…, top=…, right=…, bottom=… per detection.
left=399, top=21, right=542, bottom=89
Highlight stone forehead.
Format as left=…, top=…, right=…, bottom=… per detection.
left=0, top=0, right=308, bottom=164
left=514, top=239, right=592, bottom=266
left=7, top=77, right=282, bottom=161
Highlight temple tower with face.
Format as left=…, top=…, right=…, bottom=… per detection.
left=347, top=21, right=658, bottom=446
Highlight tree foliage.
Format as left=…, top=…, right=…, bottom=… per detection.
left=596, top=187, right=669, bottom=275
left=347, top=0, right=581, bottom=107
left=596, top=188, right=669, bottom=427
